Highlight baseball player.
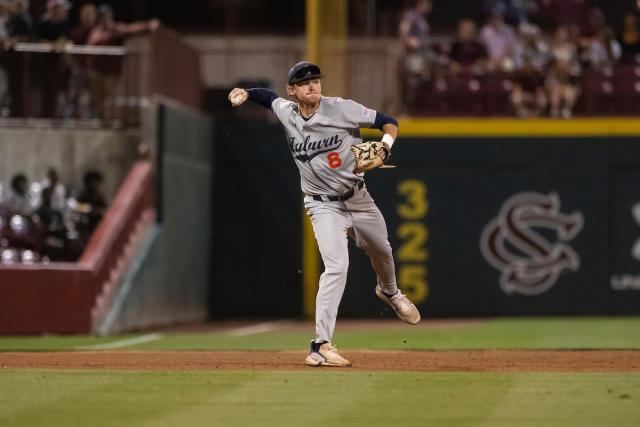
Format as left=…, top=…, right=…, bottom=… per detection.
left=228, top=61, right=420, bottom=367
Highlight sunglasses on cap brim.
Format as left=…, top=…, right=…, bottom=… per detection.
left=290, top=65, right=323, bottom=83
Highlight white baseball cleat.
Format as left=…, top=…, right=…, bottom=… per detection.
left=375, top=285, right=421, bottom=325
left=305, top=341, right=352, bottom=367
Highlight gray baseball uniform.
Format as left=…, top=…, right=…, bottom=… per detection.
left=264, top=94, right=399, bottom=343
left=271, top=96, right=397, bottom=342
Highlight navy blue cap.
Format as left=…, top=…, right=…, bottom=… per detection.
left=288, top=61, right=324, bottom=85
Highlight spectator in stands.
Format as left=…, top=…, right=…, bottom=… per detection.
left=5, top=0, right=33, bottom=46
left=86, top=4, right=159, bottom=123
left=3, top=173, right=33, bottom=215
left=34, top=185, right=63, bottom=232
left=37, top=0, right=71, bottom=118
left=449, top=19, right=487, bottom=74
left=518, top=23, right=549, bottom=72
left=30, top=168, right=66, bottom=212
left=0, top=1, right=8, bottom=43
left=511, top=54, right=547, bottom=117
left=579, top=6, right=607, bottom=51
left=546, top=25, right=581, bottom=118
left=71, top=2, right=96, bottom=45
left=618, top=11, right=640, bottom=62
left=75, top=169, right=106, bottom=233
left=479, top=9, right=519, bottom=72
left=38, top=0, right=70, bottom=43
left=0, top=1, right=8, bottom=116
left=549, top=24, right=580, bottom=70
left=4, top=0, right=33, bottom=117
left=399, top=0, right=434, bottom=79
left=34, top=185, right=70, bottom=261
left=67, top=2, right=97, bottom=119
left=581, top=26, right=621, bottom=70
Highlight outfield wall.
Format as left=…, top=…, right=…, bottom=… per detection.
left=211, top=119, right=640, bottom=318
left=210, top=120, right=303, bottom=318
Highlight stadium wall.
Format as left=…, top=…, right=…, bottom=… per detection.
left=99, top=102, right=213, bottom=333
left=187, top=35, right=397, bottom=112
left=211, top=118, right=640, bottom=318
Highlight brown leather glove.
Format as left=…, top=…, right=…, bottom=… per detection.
left=351, top=141, right=391, bottom=174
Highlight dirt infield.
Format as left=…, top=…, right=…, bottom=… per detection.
left=1, top=350, right=639, bottom=372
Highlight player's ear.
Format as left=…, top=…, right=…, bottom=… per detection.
left=286, top=84, right=295, bottom=97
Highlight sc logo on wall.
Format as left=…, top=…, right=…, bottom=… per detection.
left=632, top=202, right=640, bottom=262
left=480, top=192, right=584, bottom=296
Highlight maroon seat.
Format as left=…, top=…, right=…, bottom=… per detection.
left=615, top=74, right=640, bottom=114
left=616, top=65, right=640, bottom=79
left=582, top=70, right=615, bottom=115
left=620, top=53, right=640, bottom=66
left=405, top=68, right=454, bottom=116
left=405, top=79, right=435, bottom=115
left=429, top=77, right=452, bottom=115
left=449, top=72, right=484, bottom=115
left=483, top=73, right=514, bottom=116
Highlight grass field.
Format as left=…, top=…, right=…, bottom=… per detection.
left=1, top=317, right=639, bottom=426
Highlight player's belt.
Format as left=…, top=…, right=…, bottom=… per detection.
left=310, top=181, right=364, bottom=202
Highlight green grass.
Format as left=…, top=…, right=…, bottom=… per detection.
left=0, top=370, right=638, bottom=427
left=0, top=317, right=639, bottom=351
left=1, top=317, right=639, bottom=426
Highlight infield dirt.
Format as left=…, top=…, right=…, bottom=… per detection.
left=1, top=350, right=639, bottom=372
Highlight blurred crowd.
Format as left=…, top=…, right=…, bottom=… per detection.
left=0, top=168, right=107, bottom=264
left=0, top=0, right=158, bottom=121
left=400, top=0, right=640, bottom=117
left=1, top=0, right=639, bottom=119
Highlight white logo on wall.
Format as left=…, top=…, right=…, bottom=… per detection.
left=632, top=202, right=640, bottom=261
left=610, top=202, right=640, bottom=291
left=480, top=192, right=584, bottom=295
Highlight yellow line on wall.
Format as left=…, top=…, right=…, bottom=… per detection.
left=306, top=0, right=318, bottom=64
left=361, top=118, right=640, bottom=138
left=303, top=0, right=320, bottom=320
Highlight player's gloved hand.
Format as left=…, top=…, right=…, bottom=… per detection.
left=378, top=142, right=391, bottom=162
left=228, top=88, right=248, bottom=107
left=351, top=140, right=393, bottom=174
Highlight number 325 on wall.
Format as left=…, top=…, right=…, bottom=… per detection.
left=395, top=179, right=429, bottom=303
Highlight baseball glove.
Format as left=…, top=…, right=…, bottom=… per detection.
left=351, top=141, right=391, bottom=174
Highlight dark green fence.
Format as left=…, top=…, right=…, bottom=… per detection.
left=211, top=120, right=640, bottom=317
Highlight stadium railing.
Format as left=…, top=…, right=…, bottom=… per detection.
left=0, top=25, right=201, bottom=127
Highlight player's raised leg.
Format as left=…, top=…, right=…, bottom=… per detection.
left=347, top=189, right=421, bottom=324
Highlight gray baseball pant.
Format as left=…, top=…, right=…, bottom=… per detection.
left=304, top=183, right=398, bottom=343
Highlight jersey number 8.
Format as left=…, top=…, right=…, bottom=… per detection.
left=328, top=152, right=342, bottom=168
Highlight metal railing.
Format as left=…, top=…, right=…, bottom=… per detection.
left=0, top=25, right=201, bottom=127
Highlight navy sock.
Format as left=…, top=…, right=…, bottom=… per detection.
left=312, top=340, right=328, bottom=350
left=382, top=289, right=398, bottom=299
